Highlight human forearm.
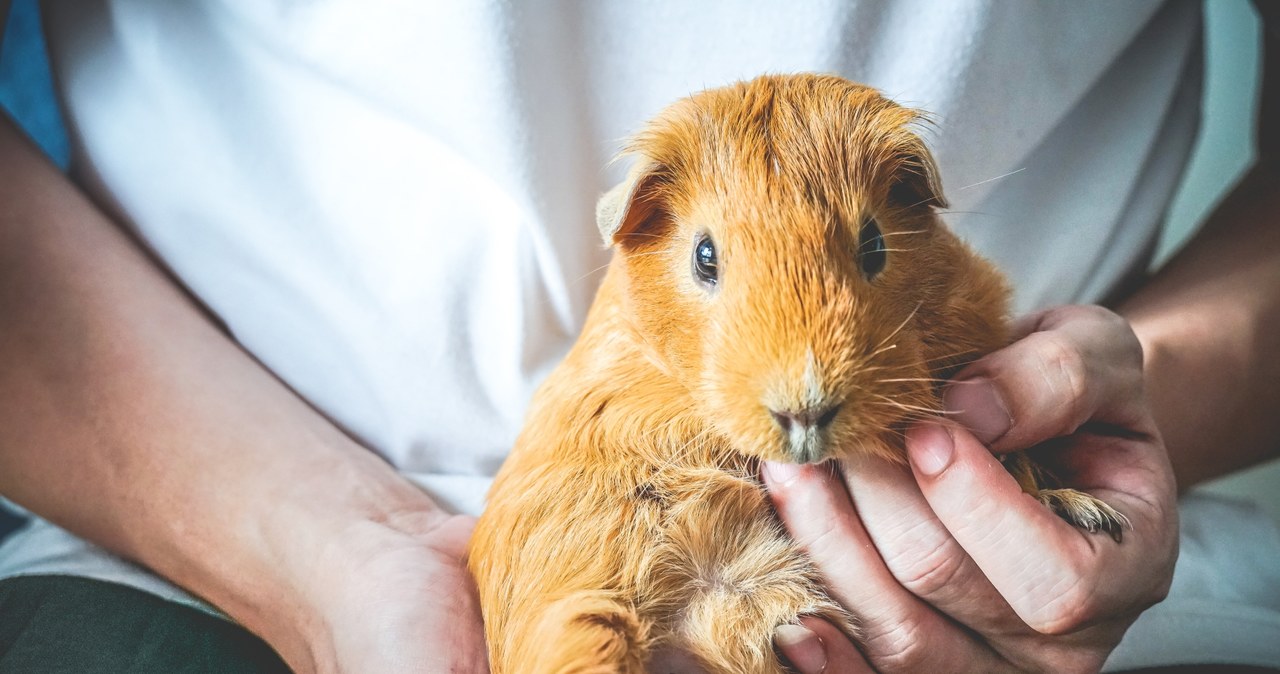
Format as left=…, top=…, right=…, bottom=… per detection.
left=0, top=113, right=447, bottom=670
left=1118, top=167, right=1280, bottom=488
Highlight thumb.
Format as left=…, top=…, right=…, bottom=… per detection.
left=944, top=305, right=1147, bottom=454
left=775, top=617, right=873, bottom=674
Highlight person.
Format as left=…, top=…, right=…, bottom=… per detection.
left=0, top=1, right=1277, bottom=672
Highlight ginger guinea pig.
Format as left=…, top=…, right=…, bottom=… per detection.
left=467, top=73, right=1126, bottom=674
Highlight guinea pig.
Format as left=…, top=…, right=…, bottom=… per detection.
left=467, top=73, right=1128, bottom=674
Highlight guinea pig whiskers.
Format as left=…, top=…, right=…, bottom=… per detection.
left=935, top=209, right=990, bottom=218
left=879, top=229, right=928, bottom=238
left=920, top=353, right=986, bottom=374
left=954, top=166, right=1027, bottom=193
left=873, top=395, right=947, bottom=412
left=864, top=342, right=900, bottom=361
left=868, top=393, right=947, bottom=416
left=648, top=427, right=716, bottom=477
left=870, top=300, right=924, bottom=354
left=638, top=414, right=698, bottom=450
left=848, top=361, right=909, bottom=374
left=874, top=377, right=951, bottom=385
left=876, top=233, right=926, bottom=244
left=571, top=261, right=619, bottom=285
left=911, top=346, right=990, bottom=370
left=870, top=425, right=922, bottom=446
left=898, top=166, right=1026, bottom=211
left=578, top=248, right=676, bottom=281
left=571, top=248, right=680, bottom=285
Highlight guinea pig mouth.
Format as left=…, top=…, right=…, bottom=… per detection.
left=770, top=406, right=840, bottom=464
left=782, top=425, right=830, bottom=464
left=762, top=399, right=844, bottom=468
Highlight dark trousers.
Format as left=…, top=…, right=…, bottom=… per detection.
left=0, top=575, right=290, bottom=673
left=4, top=574, right=1278, bottom=674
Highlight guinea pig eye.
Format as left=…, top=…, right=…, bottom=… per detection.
left=692, top=234, right=718, bottom=287
left=858, top=218, right=887, bottom=279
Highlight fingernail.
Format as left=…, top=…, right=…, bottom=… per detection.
left=775, top=624, right=827, bottom=674
left=908, top=423, right=955, bottom=477
left=943, top=378, right=1011, bottom=445
left=762, top=460, right=803, bottom=486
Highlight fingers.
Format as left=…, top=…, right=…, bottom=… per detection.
left=776, top=618, right=875, bottom=674
left=906, top=421, right=1171, bottom=635
left=762, top=461, right=1004, bottom=672
left=946, top=305, right=1151, bottom=454
left=902, top=305, right=1178, bottom=640
left=835, top=452, right=1027, bottom=634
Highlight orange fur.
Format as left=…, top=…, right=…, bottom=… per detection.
left=468, top=74, right=1011, bottom=673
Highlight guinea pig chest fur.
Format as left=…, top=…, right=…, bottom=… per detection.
left=467, top=73, right=1129, bottom=674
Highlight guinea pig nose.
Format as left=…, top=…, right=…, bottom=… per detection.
left=770, top=404, right=841, bottom=432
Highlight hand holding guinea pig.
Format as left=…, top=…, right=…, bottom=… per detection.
left=468, top=74, right=1146, bottom=673
left=766, top=304, right=1179, bottom=673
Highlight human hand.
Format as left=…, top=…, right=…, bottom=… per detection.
left=297, top=510, right=489, bottom=674
left=763, top=305, right=1179, bottom=673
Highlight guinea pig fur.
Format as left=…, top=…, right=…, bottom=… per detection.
left=469, top=73, right=1013, bottom=673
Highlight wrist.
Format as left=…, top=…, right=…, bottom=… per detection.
left=1123, top=296, right=1255, bottom=488
left=278, top=473, right=477, bottom=674
left=214, top=436, right=448, bottom=674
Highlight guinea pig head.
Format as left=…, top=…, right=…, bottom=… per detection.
left=597, top=75, right=1009, bottom=465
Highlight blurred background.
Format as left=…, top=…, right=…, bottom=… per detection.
left=0, top=0, right=1275, bottom=544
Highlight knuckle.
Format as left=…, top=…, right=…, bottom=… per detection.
left=1147, top=579, right=1172, bottom=608
left=1023, top=567, right=1102, bottom=636
left=1066, top=305, right=1144, bottom=372
left=1036, top=333, right=1092, bottom=433
left=795, top=517, right=846, bottom=560
left=1096, top=307, right=1144, bottom=369
left=1119, top=327, right=1145, bottom=378
left=1078, top=303, right=1114, bottom=322
left=1056, top=304, right=1100, bottom=322
left=1046, top=304, right=1107, bottom=332
left=862, top=614, right=936, bottom=673
left=1141, top=562, right=1175, bottom=609
left=889, top=534, right=967, bottom=599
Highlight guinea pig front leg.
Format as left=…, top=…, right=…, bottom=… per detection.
left=1000, top=451, right=1131, bottom=541
left=647, top=467, right=853, bottom=673
left=509, top=590, right=651, bottom=674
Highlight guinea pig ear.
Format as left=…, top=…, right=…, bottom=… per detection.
left=887, top=144, right=949, bottom=210
left=596, top=159, right=666, bottom=246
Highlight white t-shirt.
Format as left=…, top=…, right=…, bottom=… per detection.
left=3, top=0, right=1278, bottom=668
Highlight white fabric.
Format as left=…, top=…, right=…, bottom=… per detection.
left=1103, top=493, right=1280, bottom=671
left=2, top=0, right=1277, bottom=668
left=34, top=0, right=1201, bottom=516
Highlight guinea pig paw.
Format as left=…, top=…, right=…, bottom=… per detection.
left=1036, top=488, right=1132, bottom=543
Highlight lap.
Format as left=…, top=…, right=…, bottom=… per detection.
left=0, top=574, right=289, bottom=673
